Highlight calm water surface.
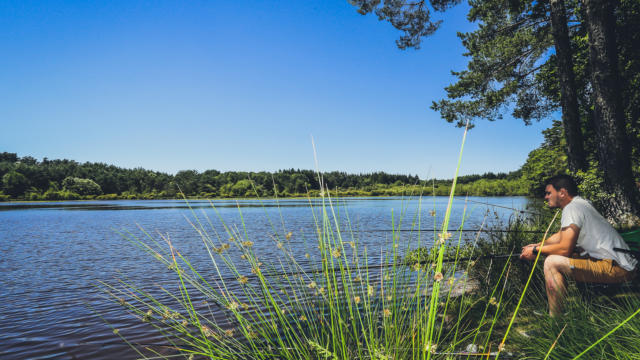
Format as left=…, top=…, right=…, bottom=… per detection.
left=0, top=197, right=531, bottom=359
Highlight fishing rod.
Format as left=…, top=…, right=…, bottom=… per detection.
left=356, top=229, right=547, bottom=233
left=453, top=196, right=545, bottom=216
left=215, top=252, right=522, bottom=284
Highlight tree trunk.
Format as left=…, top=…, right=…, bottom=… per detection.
left=583, top=0, right=640, bottom=228
left=549, top=0, right=586, bottom=172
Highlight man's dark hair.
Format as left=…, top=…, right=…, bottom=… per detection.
left=545, top=174, right=578, bottom=196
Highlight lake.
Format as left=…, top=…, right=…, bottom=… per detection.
left=0, top=196, right=532, bottom=359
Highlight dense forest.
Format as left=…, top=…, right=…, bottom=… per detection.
left=0, top=150, right=535, bottom=201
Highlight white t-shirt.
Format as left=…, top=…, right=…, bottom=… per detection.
left=561, top=196, right=637, bottom=271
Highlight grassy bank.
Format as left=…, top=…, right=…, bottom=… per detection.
left=100, top=130, right=640, bottom=359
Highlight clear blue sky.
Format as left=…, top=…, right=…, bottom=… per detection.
left=0, top=0, right=554, bottom=179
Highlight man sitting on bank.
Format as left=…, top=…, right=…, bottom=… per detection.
left=520, top=175, right=637, bottom=316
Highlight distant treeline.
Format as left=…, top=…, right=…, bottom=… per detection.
left=0, top=152, right=530, bottom=201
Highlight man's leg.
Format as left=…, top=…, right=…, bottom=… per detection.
left=543, top=255, right=572, bottom=317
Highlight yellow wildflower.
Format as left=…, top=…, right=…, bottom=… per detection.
left=201, top=325, right=214, bottom=338
left=241, top=241, right=254, bottom=248
left=348, top=241, right=356, bottom=249
left=489, top=297, right=497, bottom=306
left=354, top=296, right=361, bottom=304
left=429, top=210, right=436, bottom=217
left=142, top=309, right=153, bottom=322
left=434, top=272, right=443, bottom=282
left=224, top=329, right=234, bottom=337
left=308, top=281, right=317, bottom=289
left=299, top=315, right=307, bottom=321
left=413, top=263, right=421, bottom=272
left=237, top=275, right=248, bottom=284
left=221, top=243, right=230, bottom=250
left=227, top=301, right=239, bottom=311
left=305, top=253, right=310, bottom=259
left=367, top=285, right=375, bottom=297
left=285, top=231, right=293, bottom=240
left=383, top=309, right=392, bottom=317
left=277, top=242, right=284, bottom=249
left=332, top=249, right=341, bottom=258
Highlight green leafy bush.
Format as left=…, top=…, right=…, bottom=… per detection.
left=2, top=171, right=29, bottom=197
left=96, top=193, right=119, bottom=200
left=62, top=177, right=103, bottom=196
left=42, top=189, right=81, bottom=200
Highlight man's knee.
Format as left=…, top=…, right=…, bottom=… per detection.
left=544, top=255, right=571, bottom=275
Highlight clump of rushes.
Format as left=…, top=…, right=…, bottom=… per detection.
left=101, top=125, right=640, bottom=359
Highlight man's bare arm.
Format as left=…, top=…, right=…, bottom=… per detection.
left=523, top=231, right=562, bottom=249
left=537, top=225, right=579, bottom=256
left=520, top=226, right=579, bottom=261
left=520, top=231, right=562, bottom=260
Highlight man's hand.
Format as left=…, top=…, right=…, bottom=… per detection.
left=520, top=244, right=537, bottom=261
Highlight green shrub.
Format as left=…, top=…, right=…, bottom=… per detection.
left=96, top=193, right=119, bottom=200
left=2, top=171, right=29, bottom=197
left=25, top=192, right=42, bottom=201
left=574, top=164, right=612, bottom=215
left=42, top=189, right=81, bottom=200
left=62, top=176, right=102, bottom=195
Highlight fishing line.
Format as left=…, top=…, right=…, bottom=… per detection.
left=209, top=253, right=522, bottom=283
left=452, top=196, right=546, bottom=216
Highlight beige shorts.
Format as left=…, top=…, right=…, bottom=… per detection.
left=569, top=257, right=636, bottom=283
